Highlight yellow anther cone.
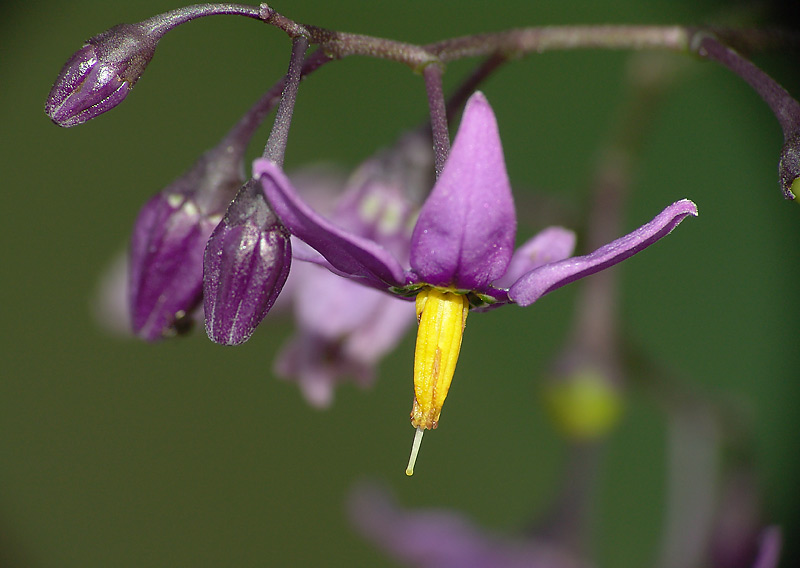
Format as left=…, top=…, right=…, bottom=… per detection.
left=406, top=288, right=469, bottom=475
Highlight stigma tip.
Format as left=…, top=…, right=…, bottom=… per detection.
left=405, top=427, right=425, bottom=476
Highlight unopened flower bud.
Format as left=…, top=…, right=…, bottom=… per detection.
left=46, top=23, right=158, bottom=127
left=129, top=148, right=241, bottom=341
left=203, top=179, right=292, bottom=345
left=778, top=131, right=800, bottom=201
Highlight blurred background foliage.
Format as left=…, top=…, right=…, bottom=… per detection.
left=1, top=0, right=798, bottom=566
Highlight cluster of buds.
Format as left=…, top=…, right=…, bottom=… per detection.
left=46, top=5, right=795, bottom=566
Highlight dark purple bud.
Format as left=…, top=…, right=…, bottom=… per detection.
left=129, top=149, right=242, bottom=342
left=203, top=179, right=292, bottom=345
left=778, top=131, right=800, bottom=200
left=46, top=23, right=158, bottom=127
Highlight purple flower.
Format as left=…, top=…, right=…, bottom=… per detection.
left=256, top=92, right=697, bottom=472
left=349, top=484, right=590, bottom=568
left=45, top=23, right=159, bottom=127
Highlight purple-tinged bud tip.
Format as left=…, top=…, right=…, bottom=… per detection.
left=46, top=23, right=158, bottom=127
left=203, top=179, right=292, bottom=346
left=779, top=131, right=800, bottom=201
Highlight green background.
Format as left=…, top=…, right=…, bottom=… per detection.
left=2, top=0, right=798, bottom=566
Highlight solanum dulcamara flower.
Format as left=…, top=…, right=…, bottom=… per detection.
left=255, top=91, right=697, bottom=474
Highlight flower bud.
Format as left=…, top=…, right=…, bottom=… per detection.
left=46, top=23, right=158, bottom=127
left=778, top=131, right=800, bottom=201
left=129, top=149, right=241, bottom=341
left=203, top=179, right=292, bottom=345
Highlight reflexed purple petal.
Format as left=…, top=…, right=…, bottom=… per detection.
left=495, top=227, right=576, bottom=289
left=46, top=24, right=157, bottom=127
left=203, top=180, right=291, bottom=345
left=256, top=158, right=407, bottom=289
left=349, top=483, right=589, bottom=568
left=752, top=527, right=781, bottom=568
left=410, top=92, right=516, bottom=290
left=128, top=192, right=216, bottom=341
left=508, top=199, right=698, bottom=306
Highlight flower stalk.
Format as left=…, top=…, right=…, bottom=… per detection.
left=264, top=35, right=310, bottom=166
left=422, top=64, right=450, bottom=177
left=691, top=33, right=800, bottom=200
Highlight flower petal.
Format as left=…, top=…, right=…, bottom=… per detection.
left=495, top=226, right=576, bottom=289
left=255, top=158, right=407, bottom=289
left=508, top=199, right=698, bottom=306
left=410, top=92, right=516, bottom=291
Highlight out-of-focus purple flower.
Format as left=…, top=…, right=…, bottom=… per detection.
left=708, top=470, right=781, bottom=568
left=257, top=91, right=697, bottom=472
left=750, top=527, right=781, bottom=568
left=350, top=484, right=780, bottom=568
left=275, top=136, right=430, bottom=407
left=349, top=483, right=591, bottom=568
left=203, top=179, right=292, bottom=346
left=129, top=145, right=242, bottom=341
left=46, top=23, right=159, bottom=127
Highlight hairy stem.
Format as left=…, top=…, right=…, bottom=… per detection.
left=221, top=48, right=331, bottom=159
left=142, top=3, right=264, bottom=38
left=692, top=33, right=800, bottom=140
left=427, top=25, right=690, bottom=61
left=264, top=36, right=309, bottom=166
left=423, top=65, right=450, bottom=177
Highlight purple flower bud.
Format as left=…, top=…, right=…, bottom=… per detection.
left=129, top=149, right=241, bottom=341
left=128, top=194, right=216, bottom=341
left=203, top=179, right=292, bottom=345
left=46, top=23, right=158, bottom=127
left=778, top=131, right=800, bottom=200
